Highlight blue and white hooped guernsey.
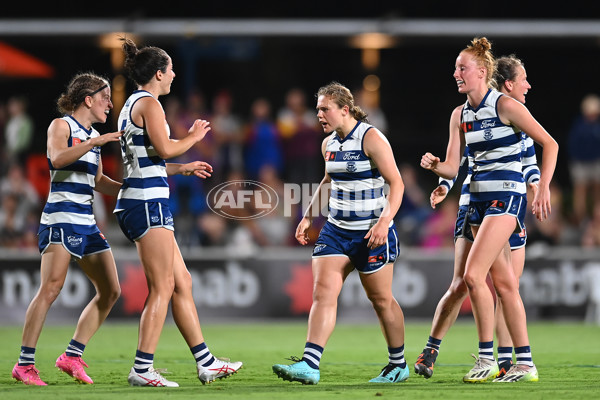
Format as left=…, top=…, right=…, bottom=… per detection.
left=39, top=115, right=101, bottom=235
left=439, top=147, right=472, bottom=207
left=439, top=135, right=540, bottom=204
left=520, top=132, right=540, bottom=184
left=325, top=121, right=388, bottom=230
left=114, top=90, right=170, bottom=213
left=461, top=89, right=526, bottom=202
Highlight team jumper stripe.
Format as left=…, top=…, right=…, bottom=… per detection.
left=325, top=121, right=387, bottom=230
left=115, top=90, right=170, bottom=212
left=461, top=89, right=526, bottom=202
left=39, top=115, right=100, bottom=234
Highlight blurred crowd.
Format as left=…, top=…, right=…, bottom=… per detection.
left=1, top=89, right=600, bottom=252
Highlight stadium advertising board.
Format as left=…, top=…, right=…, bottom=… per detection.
left=0, top=249, right=598, bottom=323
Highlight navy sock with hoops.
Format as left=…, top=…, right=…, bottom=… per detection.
left=302, top=342, right=323, bottom=370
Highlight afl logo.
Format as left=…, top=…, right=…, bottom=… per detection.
left=207, top=180, right=279, bottom=220
left=346, top=161, right=357, bottom=173
left=483, top=129, right=493, bottom=140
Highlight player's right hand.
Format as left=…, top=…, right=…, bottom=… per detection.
left=295, top=217, right=312, bottom=245
left=430, top=185, right=448, bottom=209
left=94, top=130, right=122, bottom=146
left=189, top=119, right=211, bottom=143
left=420, top=152, right=440, bottom=171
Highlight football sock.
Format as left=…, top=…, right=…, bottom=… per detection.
left=302, top=342, right=323, bottom=370
left=515, top=345, right=534, bottom=367
left=65, top=339, right=85, bottom=358
left=388, top=345, right=407, bottom=368
left=191, top=342, right=216, bottom=367
left=478, top=341, right=495, bottom=361
left=133, top=350, right=153, bottom=373
left=497, top=346, right=513, bottom=364
left=18, top=346, right=35, bottom=366
left=426, top=336, right=442, bottom=352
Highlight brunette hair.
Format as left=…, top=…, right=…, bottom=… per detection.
left=317, top=81, right=368, bottom=122
left=121, top=37, right=170, bottom=86
left=494, top=54, right=524, bottom=90
left=56, top=72, right=109, bottom=114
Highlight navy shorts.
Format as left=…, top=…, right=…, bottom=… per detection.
left=38, top=226, right=110, bottom=259
left=467, top=194, right=526, bottom=234
left=312, top=221, right=399, bottom=274
left=454, top=205, right=474, bottom=242
left=509, top=226, right=527, bottom=250
left=116, top=201, right=174, bottom=242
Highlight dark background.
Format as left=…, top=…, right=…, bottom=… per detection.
left=2, top=3, right=600, bottom=202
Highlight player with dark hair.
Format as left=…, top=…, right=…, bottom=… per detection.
left=12, top=72, right=122, bottom=386
left=117, top=37, right=242, bottom=387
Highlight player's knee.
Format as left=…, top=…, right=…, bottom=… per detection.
left=174, top=270, right=193, bottom=294
left=38, top=281, right=64, bottom=304
left=449, top=278, right=468, bottom=296
left=101, top=285, right=121, bottom=307
left=148, top=276, right=175, bottom=295
left=312, top=282, right=339, bottom=305
left=366, top=293, right=394, bottom=313
left=462, top=272, right=485, bottom=292
left=494, top=279, right=518, bottom=300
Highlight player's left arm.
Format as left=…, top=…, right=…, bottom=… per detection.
left=363, top=128, right=405, bottom=249
left=165, top=161, right=213, bottom=178
left=498, top=96, right=558, bottom=221
left=521, top=134, right=541, bottom=185
left=94, top=157, right=121, bottom=196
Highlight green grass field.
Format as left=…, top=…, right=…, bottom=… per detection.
left=1, top=321, right=598, bottom=399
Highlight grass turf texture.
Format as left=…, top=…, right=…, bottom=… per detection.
left=1, top=321, right=598, bottom=399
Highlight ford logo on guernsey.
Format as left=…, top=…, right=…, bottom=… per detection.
left=207, top=180, right=279, bottom=220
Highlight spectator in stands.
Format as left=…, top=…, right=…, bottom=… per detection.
left=567, top=93, right=600, bottom=225
left=204, top=169, right=270, bottom=248
left=581, top=202, right=600, bottom=248
left=522, top=177, right=566, bottom=251
left=211, top=89, right=244, bottom=181
left=174, top=89, right=216, bottom=169
left=419, top=193, right=458, bottom=249
left=0, top=161, right=42, bottom=249
left=244, top=97, right=283, bottom=180
left=0, top=192, right=26, bottom=247
left=255, top=164, right=293, bottom=246
left=277, top=87, right=322, bottom=185
left=164, top=95, right=210, bottom=247
left=0, top=187, right=37, bottom=250
left=0, top=162, right=41, bottom=220
left=394, top=163, right=432, bottom=245
left=4, top=96, right=34, bottom=165
left=0, top=101, right=7, bottom=172
left=355, top=87, right=388, bottom=134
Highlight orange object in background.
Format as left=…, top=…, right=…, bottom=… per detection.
left=0, top=41, right=54, bottom=78
left=26, top=153, right=50, bottom=200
